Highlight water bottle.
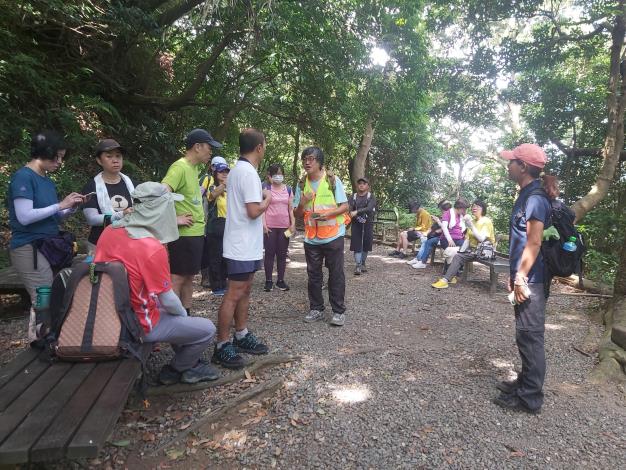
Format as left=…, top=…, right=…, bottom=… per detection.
left=562, top=236, right=577, bottom=252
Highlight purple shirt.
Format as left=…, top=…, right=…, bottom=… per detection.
left=440, top=209, right=464, bottom=241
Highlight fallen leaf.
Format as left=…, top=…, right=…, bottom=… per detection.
left=510, top=451, right=525, bottom=458
left=142, top=432, right=156, bottom=442
left=419, top=325, right=430, bottom=331
left=110, top=439, right=131, bottom=447
left=274, top=447, right=282, bottom=457
left=179, top=422, right=192, bottom=430
left=244, top=370, right=253, bottom=380
left=166, top=448, right=185, bottom=460
left=172, top=411, right=187, bottom=420
left=290, top=419, right=299, bottom=427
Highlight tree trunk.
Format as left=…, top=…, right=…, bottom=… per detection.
left=292, top=125, right=301, bottom=188
left=352, top=117, right=374, bottom=189
left=571, top=2, right=626, bottom=221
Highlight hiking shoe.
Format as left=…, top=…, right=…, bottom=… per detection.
left=397, top=252, right=407, bottom=259
left=158, top=364, right=181, bottom=385
left=406, top=258, right=419, bottom=265
left=233, top=332, right=269, bottom=355
left=212, top=343, right=245, bottom=369
left=493, top=393, right=540, bottom=415
left=212, top=288, right=226, bottom=296
left=264, top=280, right=273, bottom=292
left=449, top=276, right=457, bottom=285
left=330, top=313, right=345, bottom=326
left=388, top=250, right=401, bottom=257
left=181, top=361, right=220, bottom=384
left=276, top=280, right=290, bottom=291
left=354, top=265, right=362, bottom=275
left=496, top=378, right=520, bottom=394
left=305, top=309, right=324, bottom=323
left=431, top=278, right=449, bottom=289
left=412, top=261, right=427, bottom=269
left=361, top=263, right=367, bottom=273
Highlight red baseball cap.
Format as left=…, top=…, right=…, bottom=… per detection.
left=499, top=143, right=547, bottom=169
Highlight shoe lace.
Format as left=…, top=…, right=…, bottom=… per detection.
left=220, top=343, right=238, bottom=360
left=241, top=332, right=259, bottom=348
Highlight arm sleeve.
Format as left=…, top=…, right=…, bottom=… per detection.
left=469, top=223, right=487, bottom=243
left=334, top=178, right=348, bottom=204
left=83, top=207, right=105, bottom=226
left=14, top=198, right=60, bottom=225
left=157, top=289, right=188, bottom=316
left=526, top=196, right=550, bottom=225
left=357, top=195, right=376, bottom=215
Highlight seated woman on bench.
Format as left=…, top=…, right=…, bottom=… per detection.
left=431, top=199, right=495, bottom=289
left=409, top=199, right=468, bottom=269
left=388, top=200, right=431, bottom=259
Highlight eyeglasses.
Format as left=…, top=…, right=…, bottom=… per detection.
left=301, top=156, right=316, bottom=163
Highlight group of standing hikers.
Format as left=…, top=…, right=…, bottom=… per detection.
left=7, top=128, right=560, bottom=413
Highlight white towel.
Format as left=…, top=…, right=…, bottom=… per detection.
left=94, top=172, right=135, bottom=215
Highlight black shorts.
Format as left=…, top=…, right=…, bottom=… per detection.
left=407, top=230, right=421, bottom=242
left=226, top=258, right=262, bottom=282
left=168, top=236, right=204, bottom=275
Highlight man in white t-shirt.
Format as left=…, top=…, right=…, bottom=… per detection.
left=212, top=128, right=272, bottom=369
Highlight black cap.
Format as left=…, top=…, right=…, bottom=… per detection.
left=94, top=139, right=125, bottom=156
left=357, top=177, right=369, bottom=184
left=185, top=129, right=223, bottom=149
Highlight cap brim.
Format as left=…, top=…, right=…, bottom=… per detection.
left=208, top=139, right=223, bottom=148
left=97, top=145, right=125, bottom=154
left=170, top=193, right=184, bottom=202
left=357, top=178, right=369, bottom=183
left=499, top=150, right=515, bottom=160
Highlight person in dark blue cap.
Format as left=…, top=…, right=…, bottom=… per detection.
left=162, top=128, right=222, bottom=314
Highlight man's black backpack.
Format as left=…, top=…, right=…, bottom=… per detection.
left=525, top=188, right=586, bottom=280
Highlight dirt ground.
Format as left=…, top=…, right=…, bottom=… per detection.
left=1, top=238, right=625, bottom=469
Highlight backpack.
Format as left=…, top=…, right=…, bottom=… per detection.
left=49, top=262, right=144, bottom=362
left=523, top=188, right=586, bottom=279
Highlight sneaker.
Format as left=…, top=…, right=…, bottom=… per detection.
left=212, top=288, right=226, bottom=296
left=304, top=309, right=324, bottom=323
left=406, top=258, right=419, bottom=265
left=361, top=263, right=367, bottom=273
left=412, top=261, right=427, bottom=269
left=397, top=252, right=407, bottom=259
left=233, top=331, right=269, bottom=355
left=330, top=313, right=345, bottom=326
left=493, top=393, right=540, bottom=415
left=354, top=265, right=362, bottom=275
left=211, top=343, right=245, bottom=369
left=431, top=278, right=449, bottom=289
left=264, top=280, right=273, bottom=292
left=388, top=250, right=401, bottom=257
left=181, top=360, right=220, bottom=384
left=449, top=276, right=457, bottom=285
left=158, top=364, right=181, bottom=385
left=276, top=280, right=290, bottom=291
left=496, top=378, right=520, bottom=394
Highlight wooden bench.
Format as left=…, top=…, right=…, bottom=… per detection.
left=0, top=266, right=30, bottom=307
left=373, top=207, right=399, bottom=244
left=461, top=235, right=510, bottom=296
left=0, top=346, right=148, bottom=464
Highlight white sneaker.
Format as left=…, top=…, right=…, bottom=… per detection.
left=412, top=261, right=427, bottom=269
left=304, top=309, right=324, bottom=323
left=406, top=258, right=419, bottom=265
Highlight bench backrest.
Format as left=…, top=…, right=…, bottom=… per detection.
left=373, top=207, right=399, bottom=224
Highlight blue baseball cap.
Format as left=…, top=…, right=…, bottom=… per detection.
left=214, top=163, right=230, bottom=172
left=185, top=129, right=223, bottom=149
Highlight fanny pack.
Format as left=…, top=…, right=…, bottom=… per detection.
left=33, top=231, right=77, bottom=271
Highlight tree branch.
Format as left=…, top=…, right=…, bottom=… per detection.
left=156, top=0, right=205, bottom=27
left=550, top=138, right=626, bottom=162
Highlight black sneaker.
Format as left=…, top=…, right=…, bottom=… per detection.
left=397, top=252, right=407, bottom=259
left=361, top=263, right=367, bottom=273
left=264, top=280, right=273, bottom=292
left=496, top=378, right=520, bottom=394
left=493, top=393, right=541, bottom=415
left=181, top=360, right=220, bottom=384
left=388, top=250, right=401, bottom=257
left=211, top=343, right=245, bottom=369
left=276, top=280, right=290, bottom=291
left=158, top=364, right=181, bottom=385
left=233, top=331, right=269, bottom=355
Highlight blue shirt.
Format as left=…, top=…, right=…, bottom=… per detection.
left=8, top=167, right=60, bottom=249
left=509, top=180, right=552, bottom=283
left=293, top=175, right=348, bottom=245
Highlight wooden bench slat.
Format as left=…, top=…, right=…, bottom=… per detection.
left=66, top=359, right=140, bottom=459
left=0, top=348, right=39, bottom=391
left=30, top=360, right=120, bottom=462
left=0, top=357, right=51, bottom=412
left=0, top=363, right=71, bottom=451
left=0, top=363, right=95, bottom=464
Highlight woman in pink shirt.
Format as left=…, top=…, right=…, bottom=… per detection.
left=263, top=164, right=296, bottom=291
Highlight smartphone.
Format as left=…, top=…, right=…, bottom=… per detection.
left=83, top=192, right=96, bottom=198
left=311, top=212, right=321, bottom=219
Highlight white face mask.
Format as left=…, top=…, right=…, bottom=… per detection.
left=271, top=175, right=284, bottom=184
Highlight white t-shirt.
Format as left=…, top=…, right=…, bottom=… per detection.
left=223, top=158, right=263, bottom=261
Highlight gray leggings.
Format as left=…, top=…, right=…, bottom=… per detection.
left=145, top=310, right=216, bottom=371
left=443, top=250, right=477, bottom=280
left=9, top=244, right=53, bottom=305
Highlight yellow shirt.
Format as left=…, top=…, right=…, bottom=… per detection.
left=467, top=216, right=495, bottom=248
left=415, top=209, right=431, bottom=233
left=209, top=190, right=227, bottom=218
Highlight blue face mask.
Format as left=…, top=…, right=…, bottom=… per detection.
left=271, top=175, right=284, bottom=184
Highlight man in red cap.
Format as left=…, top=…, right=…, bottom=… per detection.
left=495, top=143, right=552, bottom=414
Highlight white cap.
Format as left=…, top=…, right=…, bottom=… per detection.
left=211, top=156, right=227, bottom=167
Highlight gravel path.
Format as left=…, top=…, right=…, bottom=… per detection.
left=1, top=238, right=625, bottom=468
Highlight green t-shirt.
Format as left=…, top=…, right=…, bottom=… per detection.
left=162, top=157, right=205, bottom=237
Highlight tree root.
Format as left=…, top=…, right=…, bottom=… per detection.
left=147, top=354, right=300, bottom=396
left=151, top=377, right=284, bottom=456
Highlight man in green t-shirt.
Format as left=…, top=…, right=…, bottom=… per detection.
left=162, top=128, right=222, bottom=313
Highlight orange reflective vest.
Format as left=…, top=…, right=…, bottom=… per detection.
left=302, top=173, right=349, bottom=241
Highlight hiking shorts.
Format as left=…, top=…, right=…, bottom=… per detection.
left=168, top=236, right=204, bottom=275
